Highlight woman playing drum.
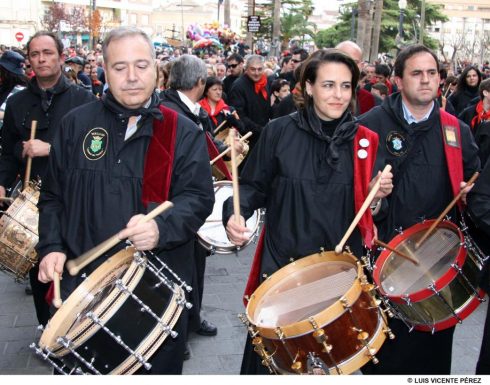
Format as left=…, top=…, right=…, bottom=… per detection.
left=223, top=49, right=393, bottom=374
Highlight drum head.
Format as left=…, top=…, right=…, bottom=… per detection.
left=376, top=221, right=463, bottom=298
left=198, top=181, right=260, bottom=253
left=248, top=252, right=358, bottom=329
left=39, top=247, right=143, bottom=351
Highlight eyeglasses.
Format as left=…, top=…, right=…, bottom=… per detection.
left=227, top=63, right=239, bottom=69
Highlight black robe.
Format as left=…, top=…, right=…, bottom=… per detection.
left=223, top=108, right=374, bottom=374
left=358, top=92, right=480, bottom=375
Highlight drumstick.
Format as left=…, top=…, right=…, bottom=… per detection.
left=415, top=172, right=480, bottom=249
left=23, top=120, right=37, bottom=190
left=210, top=132, right=252, bottom=165
left=229, top=128, right=240, bottom=224
left=52, top=271, right=62, bottom=308
left=66, top=201, right=174, bottom=276
left=335, top=164, right=392, bottom=254
left=374, top=239, right=419, bottom=265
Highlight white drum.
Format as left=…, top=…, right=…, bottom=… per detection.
left=198, top=181, right=262, bottom=254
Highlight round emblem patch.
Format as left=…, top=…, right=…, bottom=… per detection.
left=83, top=127, right=108, bottom=161
left=359, top=138, right=370, bottom=148
left=357, top=149, right=368, bottom=159
left=386, top=131, right=408, bottom=157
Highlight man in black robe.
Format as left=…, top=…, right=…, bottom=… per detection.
left=36, top=27, right=214, bottom=374
left=358, top=44, right=480, bottom=375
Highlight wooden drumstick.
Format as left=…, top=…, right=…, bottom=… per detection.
left=415, top=172, right=479, bottom=249
left=23, top=120, right=37, bottom=190
left=66, top=201, right=174, bottom=276
left=52, top=271, right=62, bottom=308
left=229, top=128, right=241, bottom=224
left=335, top=164, right=392, bottom=254
left=210, top=132, right=252, bottom=165
left=374, top=239, right=419, bottom=265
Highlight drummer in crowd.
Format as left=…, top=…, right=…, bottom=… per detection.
left=36, top=27, right=215, bottom=374
left=358, top=44, right=480, bottom=375
left=468, top=160, right=490, bottom=375
left=0, top=31, right=95, bottom=327
left=223, top=49, right=393, bottom=374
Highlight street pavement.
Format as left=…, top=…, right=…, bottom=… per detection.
left=0, top=240, right=487, bottom=375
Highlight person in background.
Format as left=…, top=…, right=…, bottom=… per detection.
left=0, top=51, right=27, bottom=129
left=270, top=78, right=290, bottom=119
left=448, top=65, right=482, bottom=115
left=371, top=82, right=388, bottom=100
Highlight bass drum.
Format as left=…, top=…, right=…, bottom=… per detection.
left=198, top=180, right=262, bottom=254
left=33, top=247, right=188, bottom=375
left=244, top=251, right=392, bottom=375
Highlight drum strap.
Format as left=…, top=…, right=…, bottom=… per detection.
left=141, top=105, right=178, bottom=207
left=205, top=132, right=233, bottom=181
left=353, top=124, right=379, bottom=248
left=439, top=109, right=464, bottom=211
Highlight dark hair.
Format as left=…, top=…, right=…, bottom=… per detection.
left=203, top=76, right=223, bottom=97
left=226, top=53, right=244, bottom=64
left=271, top=78, right=290, bottom=94
left=299, top=49, right=359, bottom=110
left=27, top=31, right=64, bottom=56
left=280, top=55, right=292, bottom=67
left=479, top=77, right=490, bottom=100
left=0, top=67, right=27, bottom=91
left=292, top=48, right=309, bottom=61
left=375, top=64, right=391, bottom=78
left=456, top=65, right=482, bottom=94
left=394, top=44, right=439, bottom=78
left=372, top=82, right=389, bottom=96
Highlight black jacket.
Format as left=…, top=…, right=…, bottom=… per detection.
left=223, top=109, right=367, bottom=278
left=36, top=95, right=215, bottom=293
left=358, top=92, right=480, bottom=241
left=159, top=88, right=228, bottom=154
left=459, top=103, right=490, bottom=167
left=0, top=75, right=96, bottom=188
left=228, top=74, right=271, bottom=149
left=447, top=86, right=479, bottom=116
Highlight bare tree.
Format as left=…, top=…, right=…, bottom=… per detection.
left=41, top=2, right=67, bottom=32
left=370, top=0, right=383, bottom=63
left=271, top=0, right=281, bottom=57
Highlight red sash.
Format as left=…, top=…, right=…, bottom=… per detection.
left=205, top=133, right=232, bottom=181
left=357, top=88, right=376, bottom=115
left=439, top=109, right=464, bottom=211
left=242, top=124, right=378, bottom=306
left=46, top=105, right=178, bottom=305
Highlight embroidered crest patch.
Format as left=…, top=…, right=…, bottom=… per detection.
left=83, top=127, right=108, bottom=160
left=386, top=131, right=408, bottom=156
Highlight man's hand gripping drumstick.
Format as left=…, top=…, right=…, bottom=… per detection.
left=39, top=201, right=174, bottom=282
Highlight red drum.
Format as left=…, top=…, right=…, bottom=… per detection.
left=242, top=251, right=392, bottom=375
left=373, top=219, right=485, bottom=332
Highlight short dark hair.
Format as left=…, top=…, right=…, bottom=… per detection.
left=372, top=82, right=389, bottom=96
left=479, top=77, right=490, bottom=99
left=394, top=44, right=439, bottom=78
left=226, top=53, right=243, bottom=64
left=27, top=31, right=64, bottom=56
left=375, top=64, right=391, bottom=78
left=299, top=48, right=359, bottom=111
left=203, top=76, right=223, bottom=97
left=271, top=78, right=290, bottom=94
left=280, top=55, right=292, bottom=67
left=292, top=48, right=309, bottom=61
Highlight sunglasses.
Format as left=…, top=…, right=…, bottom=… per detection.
left=227, top=63, right=239, bottom=69
left=291, top=59, right=302, bottom=64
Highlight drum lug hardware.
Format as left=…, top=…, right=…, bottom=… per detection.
left=383, top=327, right=395, bottom=340
left=85, top=312, right=153, bottom=371
left=340, top=297, right=351, bottom=310
left=30, top=343, right=71, bottom=375
left=238, top=313, right=259, bottom=338
left=291, top=361, right=303, bottom=374
left=394, top=226, right=403, bottom=235
left=252, top=336, right=277, bottom=374
left=274, top=327, right=285, bottom=341
left=306, top=353, right=331, bottom=375
left=309, top=318, right=333, bottom=354
left=56, top=336, right=102, bottom=374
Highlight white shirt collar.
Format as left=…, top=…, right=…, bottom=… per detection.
left=401, top=100, right=434, bottom=124
left=177, top=90, right=201, bottom=116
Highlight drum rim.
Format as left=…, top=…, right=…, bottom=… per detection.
left=197, top=180, right=262, bottom=253
left=246, top=251, right=363, bottom=339
left=373, top=219, right=466, bottom=303
left=39, top=247, right=143, bottom=353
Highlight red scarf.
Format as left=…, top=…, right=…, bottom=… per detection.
left=199, top=98, right=229, bottom=126
left=471, top=100, right=490, bottom=131
left=254, top=74, right=268, bottom=100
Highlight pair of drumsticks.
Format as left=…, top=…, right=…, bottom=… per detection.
left=335, top=166, right=479, bottom=265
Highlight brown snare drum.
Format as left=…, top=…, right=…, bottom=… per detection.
left=373, top=219, right=485, bottom=332
left=0, top=182, right=39, bottom=280
left=243, top=251, right=392, bottom=375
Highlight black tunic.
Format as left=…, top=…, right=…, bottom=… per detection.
left=223, top=108, right=374, bottom=374
left=358, top=92, right=480, bottom=375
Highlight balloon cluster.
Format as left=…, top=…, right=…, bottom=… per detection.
left=187, top=22, right=240, bottom=52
